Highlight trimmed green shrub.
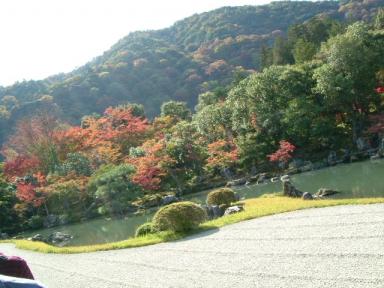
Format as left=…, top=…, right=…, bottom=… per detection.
left=207, top=188, right=236, bottom=206
left=135, top=222, right=154, bottom=237
left=152, top=201, right=207, bottom=232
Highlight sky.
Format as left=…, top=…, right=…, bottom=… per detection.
left=0, top=0, right=277, bottom=86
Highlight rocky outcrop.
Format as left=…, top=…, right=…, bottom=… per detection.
left=43, top=214, right=60, bottom=228
left=282, top=180, right=303, bottom=197
left=30, top=234, right=45, bottom=242
left=161, top=195, right=180, bottom=206
left=223, top=205, right=244, bottom=216
left=203, top=205, right=225, bottom=219
left=327, top=151, right=338, bottom=166
left=270, top=177, right=280, bottom=183
left=47, top=232, right=73, bottom=247
left=29, top=232, right=74, bottom=247
left=0, top=233, right=9, bottom=240
left=302, top=192, right=313, bottom=200
left=316, top=188, right=339, bottom=198
left=226, top=178, right=247, bottom=187
left=280, top=175, right=290, bottom=182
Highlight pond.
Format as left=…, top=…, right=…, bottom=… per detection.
left=24, top=159, right=384, bottom=246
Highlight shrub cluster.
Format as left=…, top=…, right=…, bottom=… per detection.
left=206, top=188, right=236, bottom=206
left=135, top=222, right=154, bottom=237
left=152, top=201, right=207, bottom=232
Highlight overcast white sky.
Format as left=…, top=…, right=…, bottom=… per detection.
left=0, top=0, right=277, bottom=86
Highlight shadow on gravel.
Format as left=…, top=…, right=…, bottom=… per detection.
left=175, top=228, right=220, bottom=242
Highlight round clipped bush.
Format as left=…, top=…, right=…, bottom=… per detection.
left=152, top=201, right=207, bottom=232
left=135, top=222, right=154, bottom=237
left=206, top=188, right=236, bottom=206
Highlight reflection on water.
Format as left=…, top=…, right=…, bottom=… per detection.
left=290, top=159, right=384, bottom=198
left=25, top=159, right=384, bottom=245
left=24, top=212, right=154, bottom=246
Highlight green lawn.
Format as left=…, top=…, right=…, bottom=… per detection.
left=1, top=195, right=384, bottom=254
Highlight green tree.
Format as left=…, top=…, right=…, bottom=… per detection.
left=164, top=121, right=207, bottom=192
left=88, top=164, right=142, bottom=216
left=161, top=101, right=191, bottom=121
left=293, top=39, right=317, bottom=64
left=260, top=45, right=273, bottom=70
left=272, top=36, right=293, bottom=65
left=374, top=8, right=384, bottom=30
left=0, top=168, right=20, bottom=234
left=314, top=22, right=382, bottom=141
left=193, top=102, right=233, bottom=142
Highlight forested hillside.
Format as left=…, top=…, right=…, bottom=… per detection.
left=0, top=0, right=383, bottom=147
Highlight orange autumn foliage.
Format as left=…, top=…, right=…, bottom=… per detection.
left=206, top=140, right=238, bottom=170
left=127, top=139, right=172, bottom=191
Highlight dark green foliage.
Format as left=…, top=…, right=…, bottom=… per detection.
left=152, top=201, right=207, bottom=232
left=293, top=39, right=317, bottom=64
left=272, top=36, right=294, bottom=65
left=375, top=8, right=384, bottom=29
left=206, top=188, right=236, bottom=206
left=135, top=222, right=154, bottom=237
left=161, top=101, right=191, bottom=120
left=57, top=153, right=92, bottom=176
left=88, top=164, right=142, bottom=216
left=0, top=174, right=20, bottom=233
left=28, top=215, right=44, bottom=229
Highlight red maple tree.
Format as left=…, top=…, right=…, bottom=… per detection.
left=268, top=140, right=296, bottom=163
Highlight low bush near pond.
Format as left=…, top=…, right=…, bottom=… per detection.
left=207, top=188, right=236, bottom=206
left=152, top=201, right=207, bottom=232
left=135, top=222, right=155, bottom=237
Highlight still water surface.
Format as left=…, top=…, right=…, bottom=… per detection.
left=25, top=159, right=384, bottom=245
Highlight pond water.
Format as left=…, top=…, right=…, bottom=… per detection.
left=24, top=159, right=384, bottom=246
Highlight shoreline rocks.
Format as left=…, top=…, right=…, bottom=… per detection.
left=316, top=188, right=339, bottom=198
left=0, top=233, right=9, bottom=240
left=29, top=232, right=74, bottom=247
left=302, top=192, right=313, bottom=200
left=223, top=205, right=244, bottom=216
left=282, top=180, right=303, bottom=197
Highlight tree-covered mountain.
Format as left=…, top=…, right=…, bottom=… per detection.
left=0, top=0, right=383, bottom=137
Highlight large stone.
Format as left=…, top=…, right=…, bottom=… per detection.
left=161, top=195, right=179, bottom=206
left=30, top=234, right=46, bottom=242
left=370, top=154, right=381, bottom=161
left=47, top=232, right=73, bottom=247
left=203, top=205, right=224, bottom=219
left=282, top=180, right=303, bottom=197
left=327, top=151, right=338, bottom=166
left=43, top=214, right=60, bottom=228
left=226, top=178, right=247, bottom=187
left=248, top=174, right=260, bottom=183
left=257, top=173, right=268, bottom=184
left=0, top=233, right=9, bottom=240
left=280, top=175, right=290, bottom=182
left=223, top=205, right=244, bottom=216
left=356, top=137, right=368, bottom=151
left=302, top=192, right=313, bottom=200
left=316, top=188, right=339, bottom=198
left=270, top=177, right=280, bottom=183
left=212, top=205, right=224, bottom=218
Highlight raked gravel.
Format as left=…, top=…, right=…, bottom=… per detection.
left=1, top=204, right=383, bottom=288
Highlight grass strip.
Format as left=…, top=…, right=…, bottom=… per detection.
left=1, top=196, right=383, bottom=254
